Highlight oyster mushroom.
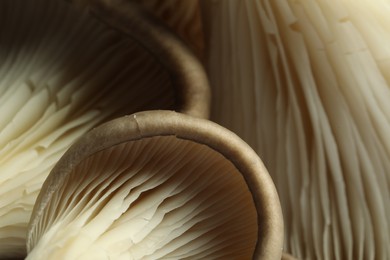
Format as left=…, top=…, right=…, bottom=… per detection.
left=0, top=0, right=209, bottom=257
left=26, top=111, right=283, bottom=259
left=201, top=0, right=390, bottom=259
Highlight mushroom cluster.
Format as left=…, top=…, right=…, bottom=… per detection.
left=1, top=0, right=284, bottom=259
left=5, top=0, right=385, bottom=259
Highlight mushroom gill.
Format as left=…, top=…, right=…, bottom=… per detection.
left=0, top=0, right=209, bottom=257
left=201, top=0, right=390, bottom=259
left=27, top=111, right=283, bottom=259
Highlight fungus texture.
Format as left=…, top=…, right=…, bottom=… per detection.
left=134, top=0, right=204, bottom=58
left=201, top=0, right=390, bottom=259
left=27, top=136, right=257, bottom=259
left=27, top=111, right=283, bottom=259
left=0, top=0, right=208, bottom=257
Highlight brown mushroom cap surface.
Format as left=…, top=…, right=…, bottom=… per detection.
left=0, top=0, right=209, bottom=257
left=70, top=0, right=211, bottom=119
left=133, top=0, right=205, bottom=59
left=27, top=111, right=283, bottom=259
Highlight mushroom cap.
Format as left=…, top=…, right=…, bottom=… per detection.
left=132, top=0, right=205, bottom=59
left=0, top=0, right=209, bottom=257
left=27, top=110, right=284, bottom=259
left=69, top=0, right=211, bottom=119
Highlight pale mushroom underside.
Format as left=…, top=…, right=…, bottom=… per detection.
left=0, top=0, right=180, bottom=257
left=27, top=135, right=258, bottom=260
left=202, top=0, right=390, bottom=259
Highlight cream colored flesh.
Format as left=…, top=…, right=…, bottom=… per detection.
left=27, top=136, right=258, bottom=259
left=0, top=0, right=174, bottom=257
left=202, top=0, right=390, bottom=259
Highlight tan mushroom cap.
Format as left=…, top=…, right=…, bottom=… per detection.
left=27, top=110, right=284, bottom=259
left=69, top=0, right=211, bottom=119
left=0, top=0, right=209, bottom=257
left=133, top=0, right=205, bottom=59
